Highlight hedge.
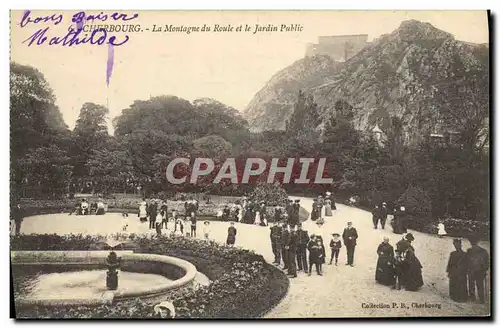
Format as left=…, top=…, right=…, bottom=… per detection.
left=11, top=234, right=289, bottom=319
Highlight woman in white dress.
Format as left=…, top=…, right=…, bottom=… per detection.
left=138, top=202, right=148, bottom=223
left=254, top=211, right=262, bottom=225
left=237, top=203, right=243, bottom=222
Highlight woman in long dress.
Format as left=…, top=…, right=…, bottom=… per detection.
left=446, top=239, right=468, bottom=302
left=254, top=211, right=262, bottom=225
left=311, top=199, right=319, bottom=221
left=138, top=202, right=148, bottom=223
left=375, top=237, right=396, bottom=286
left=399, top=233, right=424, bottom=291
left=324, top=199, right=333, bottom=217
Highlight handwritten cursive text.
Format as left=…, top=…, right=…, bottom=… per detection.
left=20, top=10, right=63, bottom=28
left=23, top=27, right=129, bottom=47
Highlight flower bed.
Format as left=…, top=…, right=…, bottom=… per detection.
left=11, top=234, right=289, bottom=319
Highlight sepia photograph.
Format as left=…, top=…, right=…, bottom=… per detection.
left=9, top=10, right=491, bottom=319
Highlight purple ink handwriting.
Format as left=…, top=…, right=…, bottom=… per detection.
left=20, top=10, right=63, bottom=28
left=71, top=11, right=139, bottom=24
left=23, top=27, right=129, bottom=47
left=19, top=10, right=137, bottom=47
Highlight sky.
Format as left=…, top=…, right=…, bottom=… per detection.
left=10, top=10, right=489, bottom=131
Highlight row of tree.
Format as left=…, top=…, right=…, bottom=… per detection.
left=10, top=62, right=489, bottom=224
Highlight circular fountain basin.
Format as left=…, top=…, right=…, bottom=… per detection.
left=22, top=270, right=173, bottom=302
left=12, top=251, right=201, bottom=307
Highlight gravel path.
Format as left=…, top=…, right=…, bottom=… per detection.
left=17, top=198, right=490, bottom=318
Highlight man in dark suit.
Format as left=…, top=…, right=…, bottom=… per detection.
left=270, top=221, right=282, bottom=265
left=372, top=205, right=381, bottom=229
left=292, top=200, right=301, bottom=227
left=342, top=221, right=358, bottom=266
left=281, top=223, right=291, bottom=270
left=148, top=201, right=158, bottom=230
left=285, top=200, right=293, bottom=225
left=287, top=226, right=298, bottom=278
left=380, top=202, right=388, bottom=229
left=467, top=236, right=490, bottom=303
left=296, top=223, right=310, bottom=273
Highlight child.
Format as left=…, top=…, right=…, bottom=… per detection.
left=438, top=220, right=447, bottom=238
left=174, top=218, right=184, bottom=236
left=329, top=233, right=342, bottom=265
left=156, top=211, right=163, bottom=231
left=227, top=221, right=237, bottom=247
left=155, top=222, right=162, bottom=235
left=81, top=199, right=89, bottom=215
left=308, top=237, right=324, bottom=276
left=203, top=221, right=211, bottom=240
left=190, top=212, right=197, bottom=238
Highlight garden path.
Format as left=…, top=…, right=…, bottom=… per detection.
left=19, top=197, right=490, bottom=318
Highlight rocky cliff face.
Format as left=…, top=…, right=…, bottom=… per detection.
left=244, top=20, right=489, bottom=144
left=245, top=55, right=341, bottom=131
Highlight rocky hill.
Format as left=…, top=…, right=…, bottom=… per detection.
left=244, top=20, right=489, bottom=144
left=244, top=54, right=342, bottom=131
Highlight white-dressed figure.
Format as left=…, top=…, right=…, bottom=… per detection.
left=254, top=211, right=261, bottom=225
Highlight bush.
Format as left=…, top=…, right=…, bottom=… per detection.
left=11, top=234, right=289, bottom=319
left=397, top=186, right=432, bottom=218
left=249, top=183, right=288, bottom=207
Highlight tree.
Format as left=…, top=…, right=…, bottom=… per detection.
left=71, top=102, right=109, bottom=178
left=18, top=145, right=73, bottom=198
left=385, top=116, right=405, bottom=163
left=10, top=62, right=70, bottom=199
left=192, top=135, right=232, bottom=158
left=285, top=90, right=322, bottom=154
left=86, top=149, right=134, bottom=195
left=435, top=46, right=489, bottom=154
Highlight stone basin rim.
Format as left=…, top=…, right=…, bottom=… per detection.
left=12, top=250, right=198, bottom=307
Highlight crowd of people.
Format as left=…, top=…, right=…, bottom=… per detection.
left=70, top=199, right=107, bottom=216
left=269, top=219, right=360, bottom=278
left=375, top=232, right=489, bottom=303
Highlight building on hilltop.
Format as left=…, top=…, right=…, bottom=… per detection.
left=305, top=34, right=369, bottom=61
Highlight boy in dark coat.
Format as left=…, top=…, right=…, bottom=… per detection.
left=226, top=222, right=237, bottom=246
left=308, top=236, right=325, bottom=276
left=329, top=233, right=342, bottom=265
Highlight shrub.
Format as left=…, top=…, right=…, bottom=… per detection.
left=249, top=183, right=288, bottom=207
left=11, top=234, right=289, bottom=319
left=396, top=185, right=433, bottom=230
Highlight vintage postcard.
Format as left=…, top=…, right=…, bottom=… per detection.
left=9, top=10, right=490, bottom=319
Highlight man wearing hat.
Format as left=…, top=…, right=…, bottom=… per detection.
left=259, top=201, right=267, bottom=226
left=287, top=225, right=298, bottom=278
left=372, top=205, right=381, bottom=229
left=270, top=221, right=283, bottom=265
left=280, top=223, right=291, bottom=270
left=296, top=223, right=310, bottom=273
left=285, top=199, right=293, bottom=224
left=380, top=202, right=388, bottom=229
left=466, top=236, right=490, bottom=303
left=291, top=200, right=301, bottom=227
left=342, top=221, right=358, bottom=266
